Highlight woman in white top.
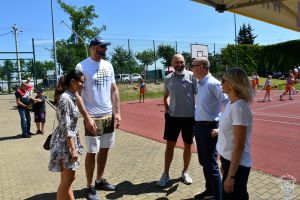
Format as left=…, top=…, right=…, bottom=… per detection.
left=214, top=67, right=253, bottom=200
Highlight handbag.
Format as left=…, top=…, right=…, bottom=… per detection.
left=94, top=114, right=114, bottom=136
left=43, top=134, right=52, bottom=150
left=43, top=115, right=56, bottom=150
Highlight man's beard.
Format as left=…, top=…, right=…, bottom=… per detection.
left=96, top=50, right=106, bottom=57
left=174, top=66, right=184, bottom=75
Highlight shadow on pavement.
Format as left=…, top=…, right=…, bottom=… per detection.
left=24, top=189, right=86, bottom=200
left=10, top=106, right=18, bottom=110
left=106, top=179, right=180, bottom=199
left=0, top=134, right=23, bottom=141
left=182, top=197, right=214, bottom=200
left=181, top=199, right=194, bottom=200
left=24, top=192, right=56, bottom=200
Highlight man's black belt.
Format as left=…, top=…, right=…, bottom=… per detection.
left=195, top=121, right=218, bottom=126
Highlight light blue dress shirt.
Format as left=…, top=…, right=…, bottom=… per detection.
left=195, top=73, right=228, bottom=121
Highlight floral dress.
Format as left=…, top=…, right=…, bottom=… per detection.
left=49, top=91, right=83, bottom=172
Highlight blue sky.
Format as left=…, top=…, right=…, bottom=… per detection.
left=1, top=0, right=299, bottom=63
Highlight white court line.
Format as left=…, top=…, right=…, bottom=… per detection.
left=253, top=93, right=281, bottom=100
left=253, top=112, right=300, bottom=120
left=252, top=100, right=300, bottom=111
left=254, top=112, right=300, bottom=117
left=254, top=118, right=300, bottom=126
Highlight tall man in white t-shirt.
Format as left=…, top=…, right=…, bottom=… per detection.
left=76, top=38, right=121, bottom=200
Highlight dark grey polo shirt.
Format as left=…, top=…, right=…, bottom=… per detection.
left=164, top=69, right=197, bottom=117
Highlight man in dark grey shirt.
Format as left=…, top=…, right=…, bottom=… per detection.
left=157, top=54, right=197, bottom=187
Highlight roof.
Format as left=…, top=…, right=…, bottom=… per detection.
left=192, top=0, right=300, bottom=32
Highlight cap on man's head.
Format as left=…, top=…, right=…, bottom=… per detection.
left=36, top=88, right=43, bottom=93
left=89, top=37, right=111, bottom=47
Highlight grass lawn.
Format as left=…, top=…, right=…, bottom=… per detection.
left=43, top=82, right=165, bottom=102
left=117, top=83, right=164, bottom=102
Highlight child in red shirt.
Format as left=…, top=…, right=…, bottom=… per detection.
left=138, top=79, right=146, bottom=103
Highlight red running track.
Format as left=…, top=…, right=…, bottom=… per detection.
left=120, top=90, right=300, bottom=182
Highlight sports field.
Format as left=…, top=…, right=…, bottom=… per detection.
left=120, top=90, right=300, bottom=183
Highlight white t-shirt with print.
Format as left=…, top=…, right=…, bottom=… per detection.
left=216, top=99, right=253, bottom=167
left=76, top=57, right=115, bottom=117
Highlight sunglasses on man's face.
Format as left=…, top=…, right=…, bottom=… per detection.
left=98, top=45, right=107, bottom=48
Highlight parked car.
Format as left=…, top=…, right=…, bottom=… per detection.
left=115, top=74, right=130, bottom=82
left=130, top=73, right=142, bottom=82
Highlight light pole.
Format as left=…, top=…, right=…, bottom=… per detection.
left=61, top=20, right=89, bottom=58
left=12, top=24, right=22, bottom=85
left=234, top=13, right=239, bottom=68
left=45, top=47, right=60, bottom=76
left=51, top=0, right=58, bottom=83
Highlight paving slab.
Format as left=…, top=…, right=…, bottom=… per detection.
left=0, top=94, right=299, bottom=200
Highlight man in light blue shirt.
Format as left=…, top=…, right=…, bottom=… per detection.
left=191, top=57, right=228, bottom=200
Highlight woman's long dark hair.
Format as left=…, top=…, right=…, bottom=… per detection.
left=54, top=70, right=83, bottom=105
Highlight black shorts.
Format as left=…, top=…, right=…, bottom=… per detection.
left=34, top=111, right=46, bottom=123
left=163, top=113, right=194, bottom=144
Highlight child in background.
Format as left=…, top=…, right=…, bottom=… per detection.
left=138, top=79, right=146, bottom=103
left=33, top=88, right=46, bottom=134
left=262, top=75, right=272, bottom=102
left=251, top=72, right=259, bottom=96
left=291, top=74, right=298, bottom=95
left=280, top=72, right=294, bottom=101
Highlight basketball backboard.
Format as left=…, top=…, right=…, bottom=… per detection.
left=191, top=44, right=209, bottom=59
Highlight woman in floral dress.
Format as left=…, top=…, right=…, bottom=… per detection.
left=49, top=70, right=84, bottom=200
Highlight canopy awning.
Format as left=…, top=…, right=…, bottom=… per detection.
left=192, top=0, right=300, bottom=32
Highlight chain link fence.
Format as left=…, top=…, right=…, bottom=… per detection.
left=1, top=37, right=229, bottom=93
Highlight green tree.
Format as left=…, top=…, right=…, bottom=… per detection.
left=0, top=60, right=15, bottom=92
left=0, top=65, right=3, bottom=80
left=19, top=59, right=33, bottom=79
left=237, top=24, right=257, bottom=45
left=261, top=40, right=300, bottom=74
left=208, top=53, right=223, bottom=75
left=1, top=60, right=15, bottom=81
left=26, top=60, right=54, bottom=79
left=221, top=44, right=262, bottom=75
left=56, top=1, right=106, bottom=72
left=157, top=44, right=176, bottom=69
left=57, top=0, right=105, bottom=43
left=181, top=51, right=192, bottom=68
left=219, top=39, right=300, bottom=76
left=110, top=46, right=140, bottom=77
left=135, top=49, right=156, bottom=77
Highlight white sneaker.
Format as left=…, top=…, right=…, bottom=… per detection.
left=156, top=173, right=170, bottom=187
left=181, top=171, right=192, bottom=185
